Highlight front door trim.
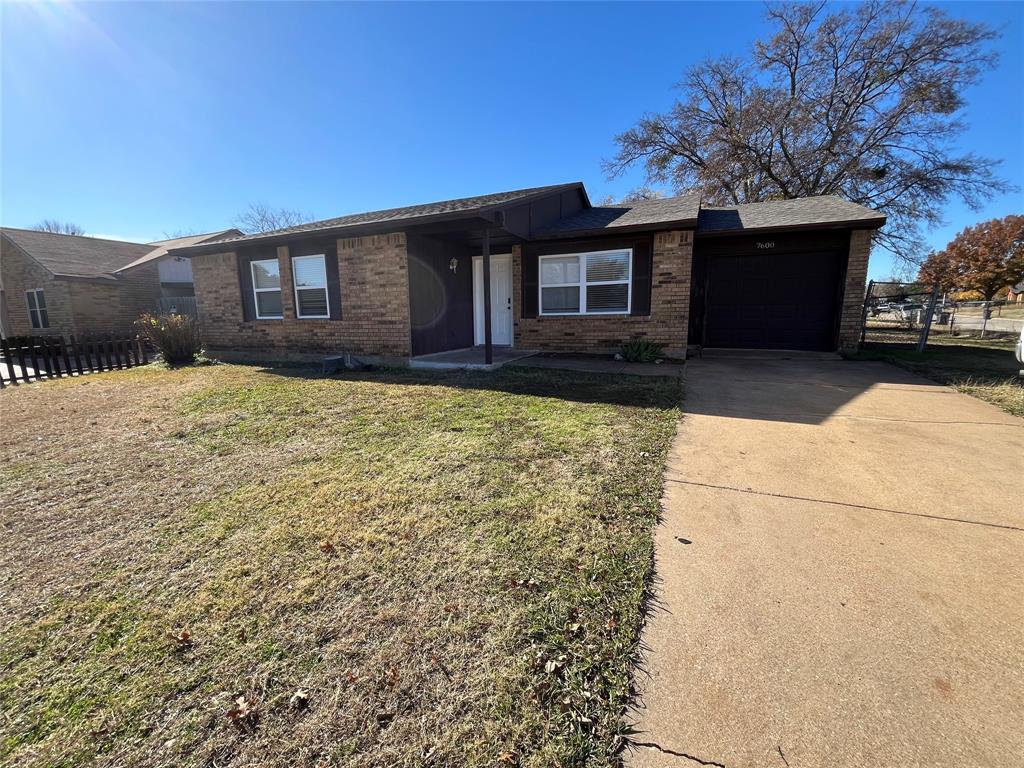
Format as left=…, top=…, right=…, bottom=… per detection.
left=473, top=254, right=513, bottom=346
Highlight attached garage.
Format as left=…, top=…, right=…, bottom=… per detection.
left=688, top=202, right=882, bottom=353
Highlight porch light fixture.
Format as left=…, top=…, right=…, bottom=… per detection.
left=449, top=257, right=459, bottom=273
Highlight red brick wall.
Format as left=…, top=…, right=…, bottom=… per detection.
left=1, top=237, right=77, bottom=338
left=192, top=233, right=411, bottom=360
left=68, top=263, right=160, bottom=336
left=838, top=229, right=873, bottom=351
left=513, top=230, right=693, bottom=358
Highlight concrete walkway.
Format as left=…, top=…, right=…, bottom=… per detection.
left=630, top=357, right=1024, bottom=768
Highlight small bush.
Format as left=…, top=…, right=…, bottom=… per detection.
left=620, top=337, right=664, bottom=363
left=135, top=313, right=200, bottom=366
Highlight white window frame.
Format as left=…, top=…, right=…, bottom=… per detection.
left=26, top=288, right=49, bottom=329
left=538, top=248, right=633, bottom=316
left=291, top=254, right=331, bottom=320
left=250, top=259, right=283, bottom=320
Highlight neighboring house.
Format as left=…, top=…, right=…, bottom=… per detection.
left=0, top=228, right=239, bottom=338
left=1008, top=280, right=1024, bottom=304
left=116, top=231, right=243, bottom=300
left=170, top=182, right=885, bottom=363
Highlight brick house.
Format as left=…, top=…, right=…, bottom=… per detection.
left=0, top=228, right=239, bottom=338
left=170, top=183, right=885, bottom=364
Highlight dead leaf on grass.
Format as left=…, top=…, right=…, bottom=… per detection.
left=289, top=689, right=309, bottom=709
left=318, top=539, right=336, bottom=555
left=166, top=628, right=193, bottom=650
left=225, top=696, right=258, bottom=729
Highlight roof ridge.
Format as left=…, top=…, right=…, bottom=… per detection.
left=1, top=226, right=151, bottom=247
left=252, top=181, right=584, bottom=236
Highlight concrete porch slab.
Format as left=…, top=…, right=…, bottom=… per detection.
left=408, top=346, right=538, bottom=371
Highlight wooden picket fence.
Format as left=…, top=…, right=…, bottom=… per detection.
left=0, top=334, right=150, bottom=388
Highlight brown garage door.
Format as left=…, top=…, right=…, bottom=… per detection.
left=703, top=250, right=844, bottom=351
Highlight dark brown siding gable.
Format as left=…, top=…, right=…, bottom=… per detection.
left=236, top=245, right=277, bottom=321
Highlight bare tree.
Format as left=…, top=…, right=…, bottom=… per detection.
left=597, top=187, right=669, bottom=205
left=32, top=219, right=86, bottom=235
left=606, top=1, right=1011, bottom=263
left=160, top=229, right=199, bottom=240
left=234, top=203, right=311, bottom=234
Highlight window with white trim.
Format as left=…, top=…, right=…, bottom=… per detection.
left=250, top=259, right=283, bottom=319
left=539, top=249, right=632, bottom=315
left=291, top=254, right=330, bottom=319
left=26, top=289, right=49, bottom=329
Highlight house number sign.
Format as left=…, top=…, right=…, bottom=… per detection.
left=755, top=241, right=775, bottom=249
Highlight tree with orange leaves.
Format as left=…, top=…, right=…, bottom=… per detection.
left=919, top=215, right=1024, bottom=299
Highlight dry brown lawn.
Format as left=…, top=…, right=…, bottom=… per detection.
left=0, top=363, right=681, bottom=767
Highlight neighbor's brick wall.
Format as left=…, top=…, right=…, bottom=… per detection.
left=513, top=229, right=693, bottom=358
left=193, top=233, right=411, bottom=359
left=838, top=229, right=872, bottom=351
left=68, top=263, right=161, bottom=336
left=0, top=237, right=75, bottom=337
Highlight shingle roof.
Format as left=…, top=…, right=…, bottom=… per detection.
left=533, top=194, right=701, bottom=237
left=116, top=229, right=243, bottom=272
left=697, top=195, right=885, bottom=234
left=200, top=183, right=585, bottom=248
left=1, top=228, right=153, bottom=280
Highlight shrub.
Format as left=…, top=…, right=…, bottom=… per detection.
left=620, top=337, right=664, bottom=363
left=135, top=313, right=201, bottom=366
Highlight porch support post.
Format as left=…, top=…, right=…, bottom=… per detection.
left=482, top=228, right=493, bottom=365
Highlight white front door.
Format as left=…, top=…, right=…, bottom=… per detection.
left=473, top=254, right=513, bottom=346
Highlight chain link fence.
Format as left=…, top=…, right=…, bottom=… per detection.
left=861, top=281, right=1024, bottom=349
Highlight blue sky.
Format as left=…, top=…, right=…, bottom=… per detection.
left=1, top=1, right=1021, bottom=280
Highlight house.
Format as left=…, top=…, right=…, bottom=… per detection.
left=1008, top=280, right=1024, bottom=304
left=0, top=227, right=239, bottom=338
left=169, top=183, right=885, bottom=364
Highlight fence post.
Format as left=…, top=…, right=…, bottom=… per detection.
left=917, top=284, right=940, bottom=353
left=59, top=337, right=73, bottom=376
left=859, top=280, right=874, bottom=346
left=139, top=336, right=149, bottom=364
left=981, top=302, right=990, bottom=339
left=69, top=335, right=84, bottom=374
left=27, top=337, right=42, bottom=381
left=50, top=337, right=64, bottom=377
left=2, top=338, right=17, bottom=386
left=16, top=340, right=30, bottom=383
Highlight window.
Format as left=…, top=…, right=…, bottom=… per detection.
left=291, top=254, right=330, bottom=319
left=539, top=249, right=631, bottom=315
left=26, top=289, right=49, bottom=329
left=250, top=259, right=283, bottom=319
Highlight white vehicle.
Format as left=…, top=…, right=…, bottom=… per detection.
left=1017, top=324, right=1024, bottom=375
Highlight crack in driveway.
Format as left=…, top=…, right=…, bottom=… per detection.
left=632, top=740, right=726, bottom=767
left=666, top=478, right=1024, bottom=533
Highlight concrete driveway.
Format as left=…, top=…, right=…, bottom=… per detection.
left=630, top=355, right=1024, bottom=768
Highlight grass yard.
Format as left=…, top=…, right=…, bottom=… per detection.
left=853, top=334, right=1023, bottom=416
left=0, top=363, right=681, bottom=767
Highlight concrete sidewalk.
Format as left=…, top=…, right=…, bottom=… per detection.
left=629, top=358, right=1024, bottom=768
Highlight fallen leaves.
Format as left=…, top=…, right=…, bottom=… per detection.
left=166, top=628, right=193, bottom=650
left=225, top=696, right=259, bottom=730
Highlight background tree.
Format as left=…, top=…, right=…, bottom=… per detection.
left=234, top=203, right=311, bottom=234
left=597, top=187, right=668, bottom=205
left=31, top=219, right=85, bottom=235
left=606, top=1, right=1009, bottom=263
left=918, top=214, right=1024, bottom=299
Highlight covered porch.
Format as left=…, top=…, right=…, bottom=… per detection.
left=406, top=219, right=519, bottom=366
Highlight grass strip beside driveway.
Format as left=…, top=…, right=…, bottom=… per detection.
left=853, top=335, right=1022, bottom=417
left=0, top=364, right=680, bottom=767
